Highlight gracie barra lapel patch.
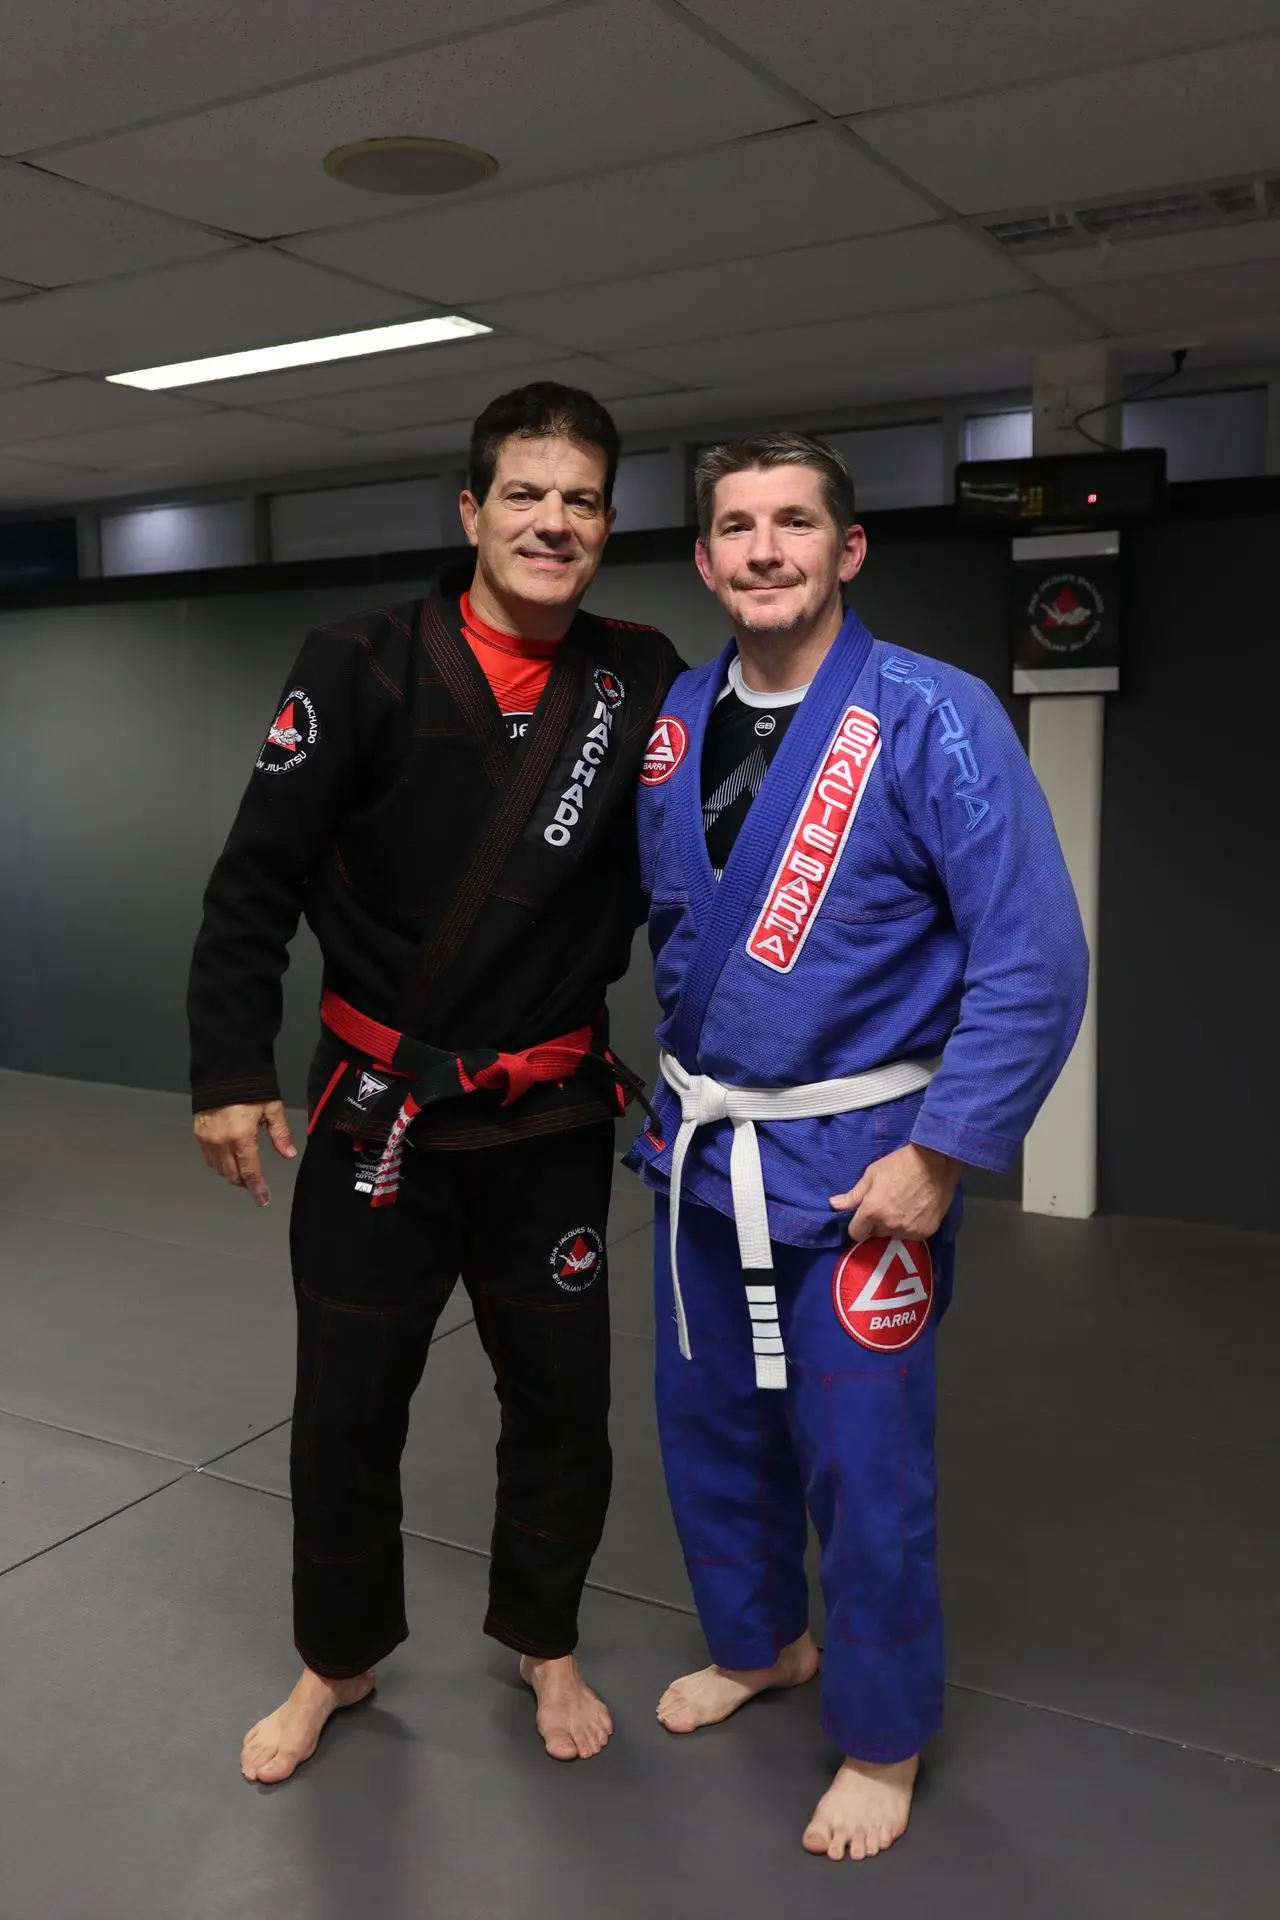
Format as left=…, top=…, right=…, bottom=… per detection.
left=747, top=705, right=881, bottom=972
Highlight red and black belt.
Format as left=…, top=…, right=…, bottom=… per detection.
left=311, top=990, right=657, bottom=1206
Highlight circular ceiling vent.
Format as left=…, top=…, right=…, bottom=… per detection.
left=324, top=137, right=498, bottom=196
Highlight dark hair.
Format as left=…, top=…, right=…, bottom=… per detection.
left=694, top=431, right=857, bottom=540
left=469, top=382, right=621, bottom=507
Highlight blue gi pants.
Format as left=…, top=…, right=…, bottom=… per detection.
left=654, top=1193, right=955, bottom=1764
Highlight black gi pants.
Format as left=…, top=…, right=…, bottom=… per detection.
left=288, top=1117, right=614, bottom=1677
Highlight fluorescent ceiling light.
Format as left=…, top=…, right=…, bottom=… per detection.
left=106, top=314, right=492, bottom=391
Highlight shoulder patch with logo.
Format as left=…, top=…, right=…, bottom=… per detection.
left=640, top=715, right=689, bottom=786
left=550, top=1225, right=605, bottom=1294
left=257, top=688, right=319, bottom=775
left=833, top=1237, right=934, bottom=1352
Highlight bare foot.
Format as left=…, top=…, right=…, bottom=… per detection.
left=519, top=1653, right=613, bottom=1760
left=240, top=1667, right=376, bottom=1783
left=656, top=1630, right=820, bottom=1734
left=802, top=1753, right=919, bottom=1861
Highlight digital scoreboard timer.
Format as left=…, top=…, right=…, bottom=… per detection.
left=955, top=447, right=1167, bottom=531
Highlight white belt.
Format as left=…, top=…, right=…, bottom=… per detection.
left=659, top=1049, right=939, bottom=1389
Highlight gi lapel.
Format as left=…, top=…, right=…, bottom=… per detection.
left=672, top=610, right=875, bottom=1068
left=408, top=586, right=585, bottom=1017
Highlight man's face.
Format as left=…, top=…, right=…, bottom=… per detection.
left=695, top=465, right=865, bottom=636
left=461, top=434, right=615, bottom=615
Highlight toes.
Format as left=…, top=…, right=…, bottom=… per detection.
left=802, top=1824, right=830, bottom=1856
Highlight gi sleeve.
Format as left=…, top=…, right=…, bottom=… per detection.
left=895, top=677, right=1090, bottom=1172
left=187, top=627, right=362, bottom=1113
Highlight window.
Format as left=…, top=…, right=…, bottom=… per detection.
left=823, top=422, right=945, bottom=510
left=965, top=388, right=1268, bottom=481
left=100, top=501, right=252, bottom=576
left=610, top=450, right=683, bottom=531
left=270, top=477, right=443, bottom=562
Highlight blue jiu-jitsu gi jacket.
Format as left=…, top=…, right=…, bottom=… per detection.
left=627, top=611, right=1090, bottom=1247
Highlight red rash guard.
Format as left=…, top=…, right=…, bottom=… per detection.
left=461, top=591, right=559, bottom=743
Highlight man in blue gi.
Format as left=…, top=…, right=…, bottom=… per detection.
left=627, top=431, right=1089, bottom=1861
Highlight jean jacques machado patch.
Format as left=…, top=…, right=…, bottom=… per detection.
left=544, top=684, right=622, bottom=848
left=257, top=688, right=319, bottom=775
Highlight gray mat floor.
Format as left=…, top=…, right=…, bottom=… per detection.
left=1, top=1067, right=1277, bottom=1918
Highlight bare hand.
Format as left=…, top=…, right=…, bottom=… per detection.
left=194, top=1100, right=297, bottom=1208
left=830, top=1143, right=961, bottom=1244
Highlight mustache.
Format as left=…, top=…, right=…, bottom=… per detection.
left=730, top=574, right=806, bottom=591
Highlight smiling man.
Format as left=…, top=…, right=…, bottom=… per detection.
left=188, top=383, right=681, bottom=1782
left=628, top=432, right=1088, bottom=1860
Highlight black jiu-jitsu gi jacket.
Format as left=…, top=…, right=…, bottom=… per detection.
left=188, top=563, right=683, bottom=1147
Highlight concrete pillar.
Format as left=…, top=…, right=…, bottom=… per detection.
left=1021, top=347, right=1117, bottom=1218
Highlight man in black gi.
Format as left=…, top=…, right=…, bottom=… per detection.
left=189, top=383, right=681, bottom=1781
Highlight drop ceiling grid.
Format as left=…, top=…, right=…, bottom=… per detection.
left=0, top=0, right=1276, bottom=505
left=854, top=39, right=1280, bottom=214
left=279, top=128, right=939, bottom=302
left=0, top=160, right=236, bottom=289
left=469, top=224, right=1029, bottom=356
left=33, top=2, right=800, bottom=239
left=0, top=0, right=566, bottom=156
left=0, top=251, right=427, bottom=376
left=675, top=0, right=1280, bottom=117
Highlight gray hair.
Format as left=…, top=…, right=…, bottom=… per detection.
left=694, top=431, right=857, bottom=541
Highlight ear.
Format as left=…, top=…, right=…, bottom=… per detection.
left=459, top=489, right=481, bottom=549
left=838, top=523, right=868, bottom=586
left=604, top=504, right=617, bottom=535
left=694, top=536, right=717, bottom=592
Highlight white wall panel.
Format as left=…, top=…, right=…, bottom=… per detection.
left=270, top=478, right=443, bottom=562
left=100, top=500, right=252, bottom=576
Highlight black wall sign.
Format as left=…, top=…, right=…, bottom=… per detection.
left=1012, top=552, right=1119, bottom=694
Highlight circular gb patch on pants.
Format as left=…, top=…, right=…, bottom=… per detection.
left=550, top=1225, right=605, bottom=1294
left=833, top=1237, right=934, bottom=1352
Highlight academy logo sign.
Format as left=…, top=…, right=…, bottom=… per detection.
left=257, top=687, right=319, bottom=775
left=1027, top=573, right=1105, bottom=654
left=550, top=1225, right=605, bottom=1294
left=640, top=715, right=689, bottom=786
left=747, top=706, right=881, bottom=973
left=833, top=1237, right=934, bottom=1353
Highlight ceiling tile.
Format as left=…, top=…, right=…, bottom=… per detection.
left=1063, top=256, right=1280, bottom=333
left=679, top=0, right=1280, bottom=115
left=857, top=41, right=1280, bottom=214
left=615, top=293, right=1097, bottom=387
left=1032, top=219, right=1280, bottom=287
left=0, top=361, right=54, bottom=391
left=283, top=127, right=936, bottom=302
left=193, top=330, right=544, bottom=406
left=0, top=377, right=212, bottom=447
left=0, top=250, right=423, bottom=375
left=260, top=357, right=668, bottom=433
left=0, top=161, right=234, bottom=287
left=0, top=0, right=548, bottom=154
left=0, top=449, right=97, bottom=490
left=473, top=225, right=1028, bottom=354
left=40, top=2, right=796, bottom=238
left=12, top=409, right=359, bottom=474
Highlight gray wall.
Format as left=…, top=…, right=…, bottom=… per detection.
left=1, top=515, right=1273, bottom=1229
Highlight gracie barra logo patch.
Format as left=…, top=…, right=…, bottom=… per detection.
left=833, top=1237, right=934, bottom=1353
left=747, top=706, right=881, bottom=972
left=594, top=667, right=626, bottom=710
left=550, top=1225, right=605, bottom=1294
left=640, top=715, right=689, bottom=786
left=257, top=687, right=319, bottom=775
